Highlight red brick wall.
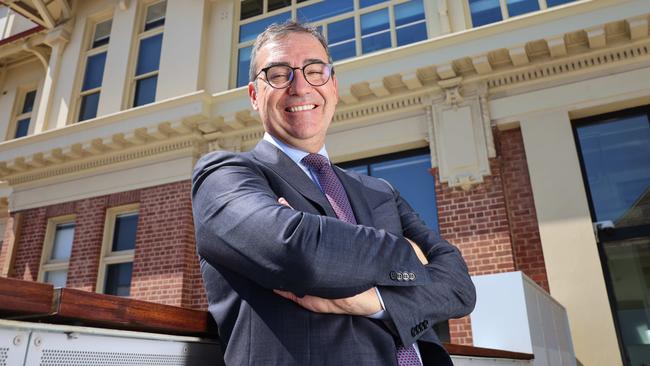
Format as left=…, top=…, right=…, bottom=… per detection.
left=11, top=207, right=47, bottom=281
left=130, top=180, right=205, bottom=308
left=499, top=128, right=549, bottom=291
left=3, top=181, right=206, bottom=309
left=433, top=158, right=517, bottom=345
left=66, top=196, right=108, bottom=291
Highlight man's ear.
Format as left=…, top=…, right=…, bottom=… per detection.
left=248, top=82, right=258, bottom=111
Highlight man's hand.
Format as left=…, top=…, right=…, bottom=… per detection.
left=274, top=288, right=382, bottom=316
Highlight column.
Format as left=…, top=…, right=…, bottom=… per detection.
left=32, top=26, right=69, bottom=133
left=519, top=110, right=622, bottom=366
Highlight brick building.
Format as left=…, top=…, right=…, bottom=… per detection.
left=0, top=1, right=648, bottom=365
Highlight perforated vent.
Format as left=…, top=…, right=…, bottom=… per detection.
left=0, top=347, right=8, bottom=366
left=40, top=350, right=187, bottom=366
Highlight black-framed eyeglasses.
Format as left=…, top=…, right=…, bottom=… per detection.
left=255, top=62, right=333, bottom=89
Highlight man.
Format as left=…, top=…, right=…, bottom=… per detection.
left=192, top=21, right=475, bottom=365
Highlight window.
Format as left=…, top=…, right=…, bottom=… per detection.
left=97, top=204, right=139, bottom=296
left=235, top=0, right=428, bottom=87
left=9, top=88, right=37, bottom=139
left=468, top=0, right=576, bottom=27
left=38, top=215, right=75, bottom=288
left=131, top=1, right=166, bottom=107
left=77, top=19, right=112, bottom=122
left=343, top=149, right=439, bottom=230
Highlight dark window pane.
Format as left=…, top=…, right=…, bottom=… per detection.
left=134, top=75, right=158, bottom=107
left=469, top=0, right=503, bottom=27
left=241, top=0, right=263, bottom=20
left=136, top=34, right=163, bottom=76
left=44, top=270, right=67, bottom=288
left=112, top=212, right=138, bottom=251
left=82, top=52, right=107, bottom=91
left=330, top=40, right=356, bottom=61
left=361, top=8, right=389, bottom=35
left=362, top=32, right=390, bottom=54
left=104, top=262, right=133, bottom=296
left=51, top=223, right=75, bottom=260
left=78, top=92, right=100, bottom=121
left=237, top=46, right=252, bottom=87
left=507, top=0, right=539, bottom=17
left=576, top=114, right=650, bottom=227
left=370, top=154, right=439, bottom=230
left=546, top=0, right=575, bottom=7
left=239, top=11, right=290, bottom=43
left=395, top=0, right=425, bottom=27
left=144, top=1, right=166, bottom=31
left=268, top=0, right=291, bottom=12
left=361, top=8, right=390, bottom=54
left=360, top=0, right=388, bottom=7
left=297, top=0, right=353, bottom=23
left=92, top=19, right=112, bottom=48
left=396, top=22, right=427, bottom=46
left=602, top=236, right=650, bottom=366
left=22, top=90, right=36, bottom=113
left=14, top=118, right=30, bottom=138
left=328, top=17, right=354, bottom=44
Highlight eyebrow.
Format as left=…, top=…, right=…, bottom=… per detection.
left=262, top=58, right=327, bottom=69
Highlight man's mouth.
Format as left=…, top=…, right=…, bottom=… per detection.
left=286, top=104, right=317, bottom=112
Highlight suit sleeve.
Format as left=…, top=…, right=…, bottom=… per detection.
left=378, top=188, right=477, bottom=347
left=192, top=152, right=428, bottom=298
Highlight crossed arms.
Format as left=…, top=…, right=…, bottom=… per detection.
left=192, top=151, right=476, bottom=345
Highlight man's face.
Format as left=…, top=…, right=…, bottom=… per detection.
left=248, top=32, right=339, bottom=153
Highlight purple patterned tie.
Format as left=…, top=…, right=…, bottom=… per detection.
left=301, top=153, right=422, bottom=366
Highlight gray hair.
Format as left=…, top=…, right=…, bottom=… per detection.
left=248, top=20, right=333, bottom=83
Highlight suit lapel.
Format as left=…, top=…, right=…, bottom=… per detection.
left=334, top=167, right=375, bottom=227
left=251, top=140, right=337, bottom=218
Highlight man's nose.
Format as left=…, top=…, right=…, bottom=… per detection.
left=288, top=69, right=311, bottom=95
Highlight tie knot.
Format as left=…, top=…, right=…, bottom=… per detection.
left=302, top=153, right=330, bottom=171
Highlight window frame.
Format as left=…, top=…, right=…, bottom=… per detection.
left=96, top=203, right=139, bottom=295
left=6, top=86, right=38, bottom=140
left=125, top=0, right=166, bottom=109
left=231, top=0, right=431, bottom=88
left=72, top=16, right=113, bottom=123
left=464, top=0, right=575, bottom=28
left=38, top=214, right=76, bottom=287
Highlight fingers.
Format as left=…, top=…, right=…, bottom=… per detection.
left=278, top=197, right=293, bottom=209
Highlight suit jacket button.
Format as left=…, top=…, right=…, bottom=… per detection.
left=390, top=271, right=397, bottom=281
left=424, top=320, right=429, bottom=327
left=396, top=272, right=403, bottom=281
left=408, top=272, right=416, bottom=281
left=411, top=328, right=417, bottom=337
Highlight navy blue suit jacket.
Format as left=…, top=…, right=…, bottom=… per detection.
left=191, top=140, right=476, bottom=365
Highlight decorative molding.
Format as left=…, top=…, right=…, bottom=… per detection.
left=5, top=136, right=201, bottom=186
left=431, top=84, right=492, bottom=190
left=485, top=40, right=650, bottom=90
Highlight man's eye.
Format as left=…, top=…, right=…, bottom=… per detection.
left=269, top=73, right=290, bottom=81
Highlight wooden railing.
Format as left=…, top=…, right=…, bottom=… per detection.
left=0, top=277, right=532, bottom=361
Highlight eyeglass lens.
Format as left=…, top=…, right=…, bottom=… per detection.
left=265, top=63, right=331, bottom=88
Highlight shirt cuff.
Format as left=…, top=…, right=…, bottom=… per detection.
left=367, top=287, right=390, bottom=320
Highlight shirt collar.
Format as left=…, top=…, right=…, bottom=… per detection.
left=263, top=132, right=329, bottom=165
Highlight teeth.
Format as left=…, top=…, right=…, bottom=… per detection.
left=287, top=105, right=315, bottom=112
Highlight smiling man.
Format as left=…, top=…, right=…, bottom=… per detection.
left=191, top=21, right=475, bottom=366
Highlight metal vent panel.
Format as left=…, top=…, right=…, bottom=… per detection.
left=25, top=331, right=219, bottom=366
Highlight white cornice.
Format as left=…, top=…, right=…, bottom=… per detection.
left=1, top=3, right=649, bottom=189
